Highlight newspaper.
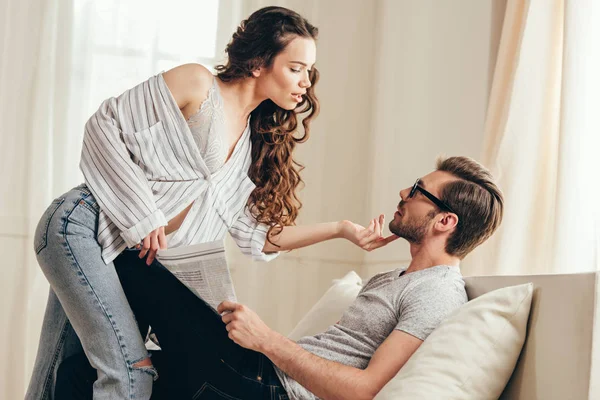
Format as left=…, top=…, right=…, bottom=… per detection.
left=155, top=239, right=237, bottom=311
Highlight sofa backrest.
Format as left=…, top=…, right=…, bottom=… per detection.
left=464, top=272, right=600, bottom=400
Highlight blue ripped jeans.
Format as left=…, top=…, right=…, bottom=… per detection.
left=26, top=184, right=156, bottom=399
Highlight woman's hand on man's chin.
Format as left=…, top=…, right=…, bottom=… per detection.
left=337, top=215, right=399, bottom=252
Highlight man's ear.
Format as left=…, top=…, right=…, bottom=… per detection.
left=435, top=213, right=458, bottom=233
left=251, top=68, right=261, bottom=78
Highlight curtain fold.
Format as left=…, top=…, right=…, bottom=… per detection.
left=0, top=1, right=76, bottom=397
left=462, top=0, right=600, bottom=276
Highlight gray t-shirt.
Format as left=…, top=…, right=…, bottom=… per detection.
left=276, top=265, right=467, bottom=399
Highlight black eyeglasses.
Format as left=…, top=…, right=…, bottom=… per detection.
left=409, top=178, right=457, bottom=214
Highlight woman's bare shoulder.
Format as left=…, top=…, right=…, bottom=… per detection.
left=162, top=63, right=214, bottom=111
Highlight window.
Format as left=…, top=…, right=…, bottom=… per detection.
left=71, top=0, right=242, bottom=120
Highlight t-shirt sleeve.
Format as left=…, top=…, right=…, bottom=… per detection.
left=395, top=279, right=467, bottom=341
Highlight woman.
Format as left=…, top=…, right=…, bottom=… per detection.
left=26, top=6, right=393, bottom=400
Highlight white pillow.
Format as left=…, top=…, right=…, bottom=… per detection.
left=375, top=282, right=533, bottom=400
left=288, top=270, right=362, bottom=341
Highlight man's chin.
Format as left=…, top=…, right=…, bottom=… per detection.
left=389, top=226, right=422, bottom=245
left=388, top=222, right=403, bottom=238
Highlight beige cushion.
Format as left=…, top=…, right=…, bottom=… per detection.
left=375, top=283, right=533, bottom=399
left=287, top=271, right=362, bottom=341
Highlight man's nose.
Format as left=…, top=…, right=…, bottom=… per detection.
left=399, top=187, right=411, bottom=200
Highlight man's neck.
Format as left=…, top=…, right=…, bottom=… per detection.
left=405, top=242, right=460, bottom=274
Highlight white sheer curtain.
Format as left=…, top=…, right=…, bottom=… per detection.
left=0, top=1, right=239, bottom=397
left=462, top=0, right=600, bottom=276
left=0, top=0, right=77, bottom=397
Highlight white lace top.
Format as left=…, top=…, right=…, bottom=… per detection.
left=186, top=77, right=228, bottom=174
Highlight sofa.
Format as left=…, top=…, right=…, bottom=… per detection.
left=288, top=271, right=600, bottom=399
left=465, top=272, right=600, bottom=399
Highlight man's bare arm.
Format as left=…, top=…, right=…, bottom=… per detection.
left=218, top=301, right=423, bottom=400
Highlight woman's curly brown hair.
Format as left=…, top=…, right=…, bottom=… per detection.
left=215, top=6, right=320, bottom=246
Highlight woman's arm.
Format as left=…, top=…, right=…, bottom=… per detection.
left=262, top=215, right=399, bottom=253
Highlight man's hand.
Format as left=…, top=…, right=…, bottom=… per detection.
left=217, top=301, right=274, bottom=352
left=338, top=214, right=399, bottom=252
left=138, top=226, right=167, bottom=265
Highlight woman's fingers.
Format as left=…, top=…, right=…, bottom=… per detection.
left=158, top=226, right=168, bottom=250
left=139, top=236, right=150, bottom=258
left=138, top=227, right=167, bottom=264
left=146, top=231, right=160, bottom=265
left=359, top=214, right=389, bottom=250
left=357, top=219, right=375, bottom=240
left=368, top=234, right=400, bottom=251
left=374, top=216, right=381, bottom=238
left=352, top=215, right=389, bottom=250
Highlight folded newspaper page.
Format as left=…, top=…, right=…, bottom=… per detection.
left=156, top=239, right=237, bottom=311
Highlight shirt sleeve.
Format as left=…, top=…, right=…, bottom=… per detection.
left=395, top=278, right=467, bottom=341
left=80, top=94, right=167, bottom=248
left=228, top=205, right=280, bottom=262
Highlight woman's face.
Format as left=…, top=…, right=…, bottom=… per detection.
left=256, top=36, right=317, bottom=110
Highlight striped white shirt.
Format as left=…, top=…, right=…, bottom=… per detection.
left=80, top=72, right=279, bottom=265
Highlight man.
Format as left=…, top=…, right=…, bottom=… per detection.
left=57, top=156, right=503, bottom=399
